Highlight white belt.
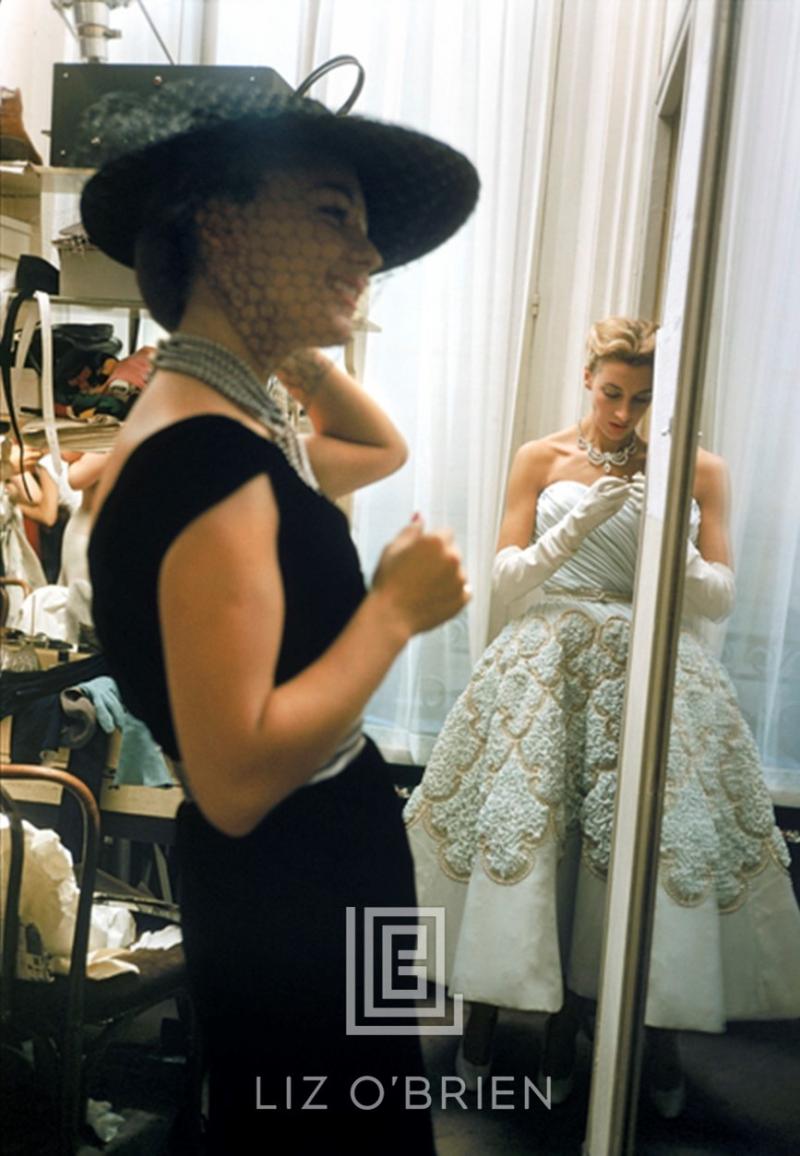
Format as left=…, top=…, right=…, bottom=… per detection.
left=306, top=720, right=366, bottom=785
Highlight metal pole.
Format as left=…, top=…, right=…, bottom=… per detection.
left=583, top=3, right=739, bottom=1153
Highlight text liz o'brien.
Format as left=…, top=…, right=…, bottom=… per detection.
left=255, top=1075, right=553, bottom=1111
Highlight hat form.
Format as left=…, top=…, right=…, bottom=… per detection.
left=79, top=80, right=480, bottom=274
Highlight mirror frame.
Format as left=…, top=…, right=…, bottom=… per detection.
left=583, top=2, right=740, bottom=1153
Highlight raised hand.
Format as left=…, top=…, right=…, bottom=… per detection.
left=625, top=473, right=646, bottom=516
left=567, top=475, right=636, bottom=543
left=372, top=516, right=470, bottom=635
left=493, top=475, right=639, bottom=611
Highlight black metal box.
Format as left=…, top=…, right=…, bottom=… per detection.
left=50, top=63, right=294, bottom=167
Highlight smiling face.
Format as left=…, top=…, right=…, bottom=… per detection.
left=584, top=359, right=654, bottom=446
left=195, top=159, right=381, bottom=363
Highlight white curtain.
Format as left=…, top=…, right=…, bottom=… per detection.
left=213, top=0, right=554, bottom=762
left=702, top=0, right=800, bottom=776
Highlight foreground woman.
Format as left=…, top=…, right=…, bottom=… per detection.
left=84, top=80, right=478, bottom=1152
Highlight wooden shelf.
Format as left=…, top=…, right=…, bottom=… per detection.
left=51, top=294, right=145, bottom=311
left=1, top=288, right=146, bottom=315
left=0, top=162, right=94, bottom=197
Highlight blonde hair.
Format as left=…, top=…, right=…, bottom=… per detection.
left=585, top=316, right=658, bottom=375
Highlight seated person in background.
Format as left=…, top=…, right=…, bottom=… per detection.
left=37, top=450, right=82, bottom=583
left=1, top=440, right=56, bottom=621
left=10, top=451, right=108, bottom=644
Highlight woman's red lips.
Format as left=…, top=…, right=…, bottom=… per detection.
left=330, top=277, right=364, bottom=310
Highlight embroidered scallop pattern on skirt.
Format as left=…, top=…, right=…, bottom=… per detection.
left=405, top=603, right=790, bottom=905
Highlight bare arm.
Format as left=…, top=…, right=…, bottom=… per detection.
left=496, top=441, right=552, bottom=550
left=0, top=443, right=43, bottom=480
left=6, top=467, right=58, bottom=526
left=159, top=480, right=467, bottom=837
left=274, top=349, right=407, bottom=499
left=693, top=450, right=732, bottom=566
left=67, top=452, right=109, bottom=491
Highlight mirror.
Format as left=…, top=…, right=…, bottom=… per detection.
left=404, top=3, right=799, bottom=1155
left=588, top=2, right=800, bottom=1153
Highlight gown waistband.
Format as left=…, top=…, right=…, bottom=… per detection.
left=542, top=583, right=633, bottom=604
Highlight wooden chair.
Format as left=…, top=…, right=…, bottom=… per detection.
left=0, top=649, right=184, bottom=901
left=0, top=763, right=203, bottom=1154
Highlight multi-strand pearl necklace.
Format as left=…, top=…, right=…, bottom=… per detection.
left=151, top=333, right=317, bottom=488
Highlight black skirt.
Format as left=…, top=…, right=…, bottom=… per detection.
left=176, top=739, right=437, bottom=1154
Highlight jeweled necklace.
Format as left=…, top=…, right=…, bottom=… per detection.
left=577, top=422, right=638, bottom=473
left=151, top=333, right=317, bottom=488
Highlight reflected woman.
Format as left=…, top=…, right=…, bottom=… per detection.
left=404, top=316, right=800, bottom=1115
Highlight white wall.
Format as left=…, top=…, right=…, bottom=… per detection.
left=0, top=0, right=74, bottom=168
left=0, top=0, right=203, bottom=168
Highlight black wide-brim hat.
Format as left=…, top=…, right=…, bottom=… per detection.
left=79, top=79, right=480, bottom=274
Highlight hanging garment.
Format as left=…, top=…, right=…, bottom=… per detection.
left=77, top=676, right=173, bottom=788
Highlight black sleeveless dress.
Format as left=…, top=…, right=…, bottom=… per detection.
left=89, top=416, right=437, bottom=1154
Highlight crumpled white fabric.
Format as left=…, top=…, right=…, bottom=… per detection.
left=0, top=815, right=137, bottom=977
left=12, top=577, right=94, bottom=646
left=86, top=1098, right=125, bottom=1143
left=130, top=924, right=182, bottom=951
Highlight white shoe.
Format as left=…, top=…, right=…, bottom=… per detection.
left=454, top=1041, right=492, bottom=1092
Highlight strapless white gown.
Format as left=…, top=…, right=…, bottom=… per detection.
left=404, top=481, right=800, bottom=1030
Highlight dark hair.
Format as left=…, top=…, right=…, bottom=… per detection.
left=132, top=124, right=342, bottom=331
left=134, top=201, right=199, bottom=331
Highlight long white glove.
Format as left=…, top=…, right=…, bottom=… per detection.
left=492, top=476, right=639, bottom=610
left=623, top=476, right=735, bottom=622
left=683, top=542, right=735, bottom=622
